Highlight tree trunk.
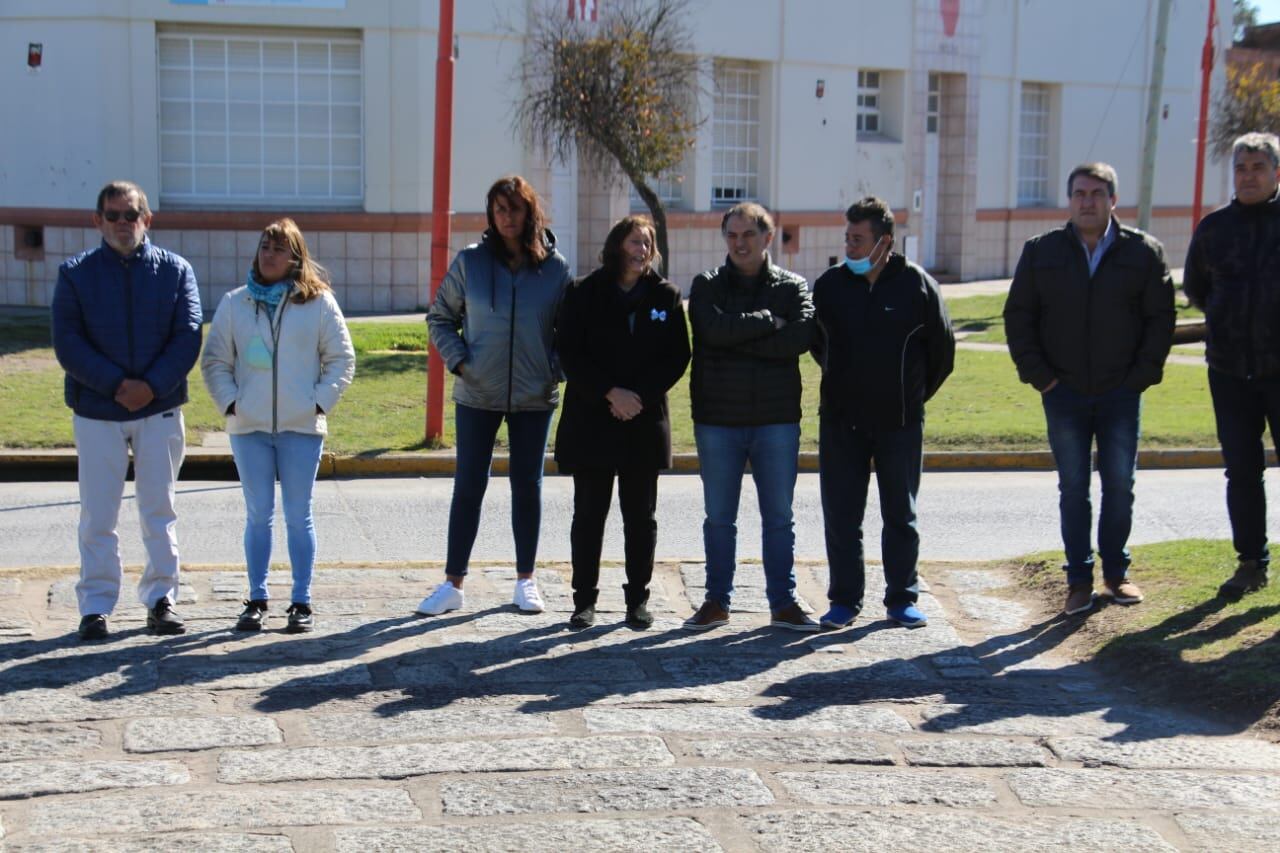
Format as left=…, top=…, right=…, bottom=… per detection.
left=630, top=178, right=670, bottom=280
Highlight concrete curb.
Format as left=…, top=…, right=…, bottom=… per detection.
left=0, top=447, right=1249, bottom=481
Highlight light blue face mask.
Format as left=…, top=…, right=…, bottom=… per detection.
left=845, top=236, right=886, bottom=276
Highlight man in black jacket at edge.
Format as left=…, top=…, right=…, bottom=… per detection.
left=1184, top=132, right=1280, bottom=601
left=811, top=197, right=955, bottom=631
left=1004, top=163, right=1175, bottom=617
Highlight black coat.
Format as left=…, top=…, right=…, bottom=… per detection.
left=688, top=255, right=814, bottom=426
left=811, top=254, right=955, bottom=430
left=1004, top=220, right=1175, bottom=395
left=1184, top=192, right=1280, bottom=379
left=553, top=267, right=690, bottom=473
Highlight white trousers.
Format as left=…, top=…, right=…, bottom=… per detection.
left=73, top=409, right=185, bottom=616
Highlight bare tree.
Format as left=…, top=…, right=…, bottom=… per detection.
left=515, top=0, right=705, bottom=276
left=1211, top=63, right=1280, bottom=159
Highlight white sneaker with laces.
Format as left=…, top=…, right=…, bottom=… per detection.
left=416, top=581, right=464, bottom=616
left=512, top=578, right=545, bottom=613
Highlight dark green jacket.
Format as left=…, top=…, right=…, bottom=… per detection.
left=688, top=254, right=814, bottom=426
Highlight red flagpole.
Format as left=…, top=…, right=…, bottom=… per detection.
left=426, top=0, right=456, bottom=442
left=1193, top=0, right=1216, bottom=229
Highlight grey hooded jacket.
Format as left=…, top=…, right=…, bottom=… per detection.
left=427, top=230, right=571, bottom=412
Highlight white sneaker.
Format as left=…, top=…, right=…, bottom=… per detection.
left=512, top=578, right=545, bottom=613
left=416, top=581, right=464, bottom=616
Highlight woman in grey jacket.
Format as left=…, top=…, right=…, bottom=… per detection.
left=202, top=219, right=355, bottom=633
left=416, top=176, right=572, bottom=617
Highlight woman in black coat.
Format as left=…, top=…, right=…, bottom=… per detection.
left=554, top=215, right=691, bottom=629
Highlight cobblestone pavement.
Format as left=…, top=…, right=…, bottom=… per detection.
left=1, top=561, right=1277, bottom=851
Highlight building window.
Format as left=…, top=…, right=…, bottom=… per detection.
left=630, top=173, right=684, bottom=210
left=157, top=32, right=363, bottom=207
left=926, top=72, right=940, bottom=134
left=856, top=70, right=881, bottom=134
left=1017, top=82, right=1051, bottom=206
left=711, top=60, right=760, bottom=205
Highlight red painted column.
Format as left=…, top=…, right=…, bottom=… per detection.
left=1193, top=0, right=1216, bottom=229
left=426, top=0, right=456, bottom=442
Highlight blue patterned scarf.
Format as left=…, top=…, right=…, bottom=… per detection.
left=246, top=269, right=292, bottom=312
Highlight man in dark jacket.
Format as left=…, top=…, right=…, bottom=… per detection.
left=51, top=181, right=203, bottom=641
left=812, top=197, right=954, bottom=630
left=684, top=202, right=817, bottom=632
left=1184, top=132, right=1280, bottom=601
left=1004, top=163, right=1175, bottom=616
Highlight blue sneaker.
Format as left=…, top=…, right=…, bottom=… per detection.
left=819, top=604, right=857, bottom=630
left=886, top=603, right=928, bottom=628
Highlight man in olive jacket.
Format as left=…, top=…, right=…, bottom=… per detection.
left=684, top=202, right=817, bottom=632
left=1184, top=132, right=1280, bottom=601
left=1004, top=163, right=1175, bottom=616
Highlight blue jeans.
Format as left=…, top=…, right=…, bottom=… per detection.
left=446, top=404, right=554, bottom=577
left=229, top=431, right=325, bottom=604
left=1208, top=368, right=1280, bottom=568
left=1041, top=383, right=1141, bottom=584
left=819, top=413, right=922, bottom=610
left=694, top=422, right=800, bottom=611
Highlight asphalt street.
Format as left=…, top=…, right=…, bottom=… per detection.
left=0, top=468, right=1263, bottom=569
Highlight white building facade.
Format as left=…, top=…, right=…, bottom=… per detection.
left=0, top=0, right=1230, bottom=311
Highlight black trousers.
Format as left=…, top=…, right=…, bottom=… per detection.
left=570, top=464, right=659, bottom=610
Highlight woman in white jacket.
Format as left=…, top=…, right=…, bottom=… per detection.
left=202, top=218, right=355, bottom=633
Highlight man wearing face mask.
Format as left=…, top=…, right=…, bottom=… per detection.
left=51, top=181, right=203, bottom=641
left=1004, top=163, right=1174, bottom=617
left=1184, top=132, right=1280, bottom=601
left=811, top=197, right=954, bottom=630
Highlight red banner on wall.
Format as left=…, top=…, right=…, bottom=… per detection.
left=568, top=0, right=598, bottom=21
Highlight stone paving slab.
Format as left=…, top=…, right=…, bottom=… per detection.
left=583, top=705, right=912, bottom=735
left=0, top=759, right=189, bottom=799
left=2, top=834, right=295, bottom=852
left=123, top=716, right=283, bottom=753
left=681, top=735, right=894, bottom=765
left=899, top=737, right=1052, bottom=767
left=1175, top=813, right=1280, bottom=851
left=305, top=707, right=559, bottom=742
left=775, top=769, right=999, bottom=807
left=0, top=579, right=20, bottom=597
left=27, top=788, right=422, bottom=835
left=0, top=726, right=102, bottom=763
left=217, top=735, right=673, bottom=783
left=1008, top=767, right=1280, bottom=809
left=741, top=810, right=1178, bottom=852
left=1047, top=736, right=1280, bottom=770
left=333, top=818, right=723, bottom=852
left=441, top=766, right=775, bottom=816
left=0, top=691, right=218, bottom=724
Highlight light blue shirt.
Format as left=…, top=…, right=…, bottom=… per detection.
left=1079, top=219, right=1116, bottom=277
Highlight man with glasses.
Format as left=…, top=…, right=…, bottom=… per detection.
left=52, top=181, right=203, bottom=641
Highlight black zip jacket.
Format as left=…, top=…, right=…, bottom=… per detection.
left=1184, top=191, right=1280, bottom=379
left=1004, top=220, right=1175, bottom=395
left=811, top=254, right=955, bottom=430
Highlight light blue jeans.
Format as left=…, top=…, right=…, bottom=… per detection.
left=694, top=422, right=800, bottom=611
left=229, top=430, right=325, bottom=604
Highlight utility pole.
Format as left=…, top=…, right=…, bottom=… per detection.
left=425, top=0, right=456, bottom=443
left=1137, top=0, right=1173, bottom=232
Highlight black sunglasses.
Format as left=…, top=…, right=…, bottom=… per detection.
left=101, top=208, right=143, bottom=223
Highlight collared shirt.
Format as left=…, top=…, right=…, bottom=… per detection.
left=1079, top=218, right=1116, bottom=277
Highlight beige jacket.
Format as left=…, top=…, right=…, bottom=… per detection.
left=201, top=287, right=355, bottom=435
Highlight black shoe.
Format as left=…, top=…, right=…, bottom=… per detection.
left=625, top=602, right=654, bottom=629
left=285, top=602, right=314, bottom=633
left=78, top=614, right=108, bottom=641
left=236, top=600, right=268, bottom=632
left=1218, top=560, right=1269, bottom=601
left=569, top=605, right=596, bottom=630
left=147, top=599, right=186, bottom=635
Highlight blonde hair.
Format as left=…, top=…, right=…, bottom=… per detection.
left=253, top=218, right=331, bottom=303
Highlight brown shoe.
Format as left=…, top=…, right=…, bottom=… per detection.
left=683, top=600, right=729, bottom=631
left=770, top=602, right=819, bottom=632
left=1064, top=583, right=1095, bottom=615
left=1218, top=560, right=1269, bottom=602
left=1102, top=578, right=1144, bottom=604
